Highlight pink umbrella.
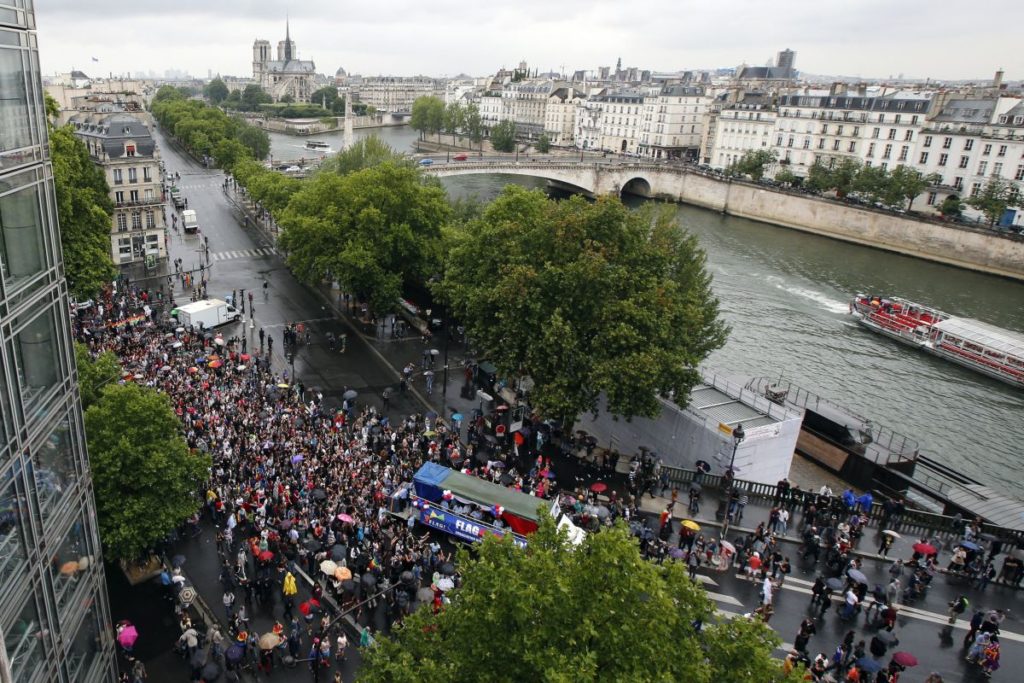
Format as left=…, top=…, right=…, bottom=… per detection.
left=117, top=624, right=139, bottom=649
left=337, top=513, right=354, bottom=524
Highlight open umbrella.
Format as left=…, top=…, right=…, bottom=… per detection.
left=544, top=471, right=557, bottom=479
left=188, top=366, right=199, bottom=374
left=499, top=472, right=514, bottom=486
left=959, top=540, right=981, bottom=551
left=826, top=577, right=846, bottom=591
left=681, top=520, right=700, bottom=532
left=330, top=545, right=346, bottom=561
left=290, top=454, right=304, bottom=464
left=669, top=547, right=685, bottom=559
left=240, top=353, right=251, bottom=362
left=881, top=529, right=900, bottom=538
left=416, top=587, right=435, bottom=603
left=171, top=554, right=186, bottom=567
left=856, top=657, right=882, bottom=673
left=695, top=460, right=711, bottom=473
left=425, top=410, right=438, bottom=420
left=303, top=538, right=321, bottom=552
left=298, top=599, right=320, bottom=616
left=401, top=570, right=415, bottom=585
left=451, top=413, right=463, bottom=421
left=890, top=652, right=918, bottom=667
left=334, top=566, right=353, bottom=581
left=847, top=569, right=868, bottom=585
left=201, top=661, right=221, bottom=681
left=436, top=576, right=455, bottom=592
left=689, top=482, right=703, bottom=493
left=595, top=505, right=610, bottom=519
left=341, top=579, right=356, bottom=593
left=337, top=513, right=354, bottom=524
left=875, top=630, right=898, bottom=645
left=719, top=540, right=736, bottom=555
left=258, top=633, right=283, bottom=650
left=257, top=550, right=274, bottom=562
left=213, top=336, right=225, bottom=347
left=320, top=560, right=339, bottom=576
left=912, top=542, right=936, bottom=555
left=311, top=488, right=327, bottom=501
left=60, top=560, right=79, bottom=575
left=490, top=461, right=506, bottom=469
left=590, top=482, right=608, bottom=493
left=362, top=573, right=378, bottom=589
left=440, top=562, right=455, bottom=576
left=225, top=643, right=245, bottom=663
left=277, top=382, right=290, bottom=389
left=343, top=389, right=358, bottom=400
left=117, top=624, right=139, bottom=649
left=172, top=341, right=183, bottom=349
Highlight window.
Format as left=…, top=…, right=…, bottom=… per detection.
left=899, top=146, right=908, bottom=161
left=112, top=168, right=123, bottom=184
left=837, top=125, right=844, bottom=135
left=1016, top=165, right=1024, bottom=181
left=131, top=211, right=141, bottom=229
left=953, top=176, right=963, bottom=190
left=128, top=167, right=138, bottom=183
left=776, top=134, right=783, bottom=146
left=912, top=115, right=919, bottom=124
left=116, top=213, right=127, bottom=232
left=919, top=152, right=929, bottom=164
left=926, top=191, right=937, bottom=206
left=923, top=136, right=932, bottom=147
left=867, top=143, right=875, bottom=157
left=938, top=153, right=948, bottom=166
left=788, top=136, right=794, bottom=148
left=888, top=129, right=897, bottom=140
left=146, top=210, right=155, bottom=228
left=13, top=306, right=62, bottom=407
left=803, top=137, right=810, bottom=149
left=848, top=141, right=856, bottom=153
left=0, top=175, right=49, bottom=293
left=129, top=190, right=139, bottom=202
left=880, top=162, right=888, bottom=171
left=983, top=144, right=992, bottom=155
left=994, top=162, right=1003, bottom=176
left=125, top=144, right=135, bottom=157
left=0, top=468, right=30, bottom=590
left=971, top=182, right=982, bottom=197
left=942, top=137, right=952, bottom=149
left=872, top=127, right=880, bottom=139
left=114, top=190, right=124, bottom=203
left=883, top=144, right=892, bottom=159
left=143, top=167, right=152, bottom=182
left=904, top=130, right=913, bottom=141
left=821, top=124, right=828, bottom=134
left=144, top=188, right=154, bottom=201
left=878, top=114, right=885, bottom=123
left=4, top=596, right=48, bottom=681
left=998, top=145, right=1007, bottom=156
left=833, top=140, right=840, bottom=150
left=959, top=156, right=969, bottom=169
left=964, top=139, right=974, bottom=151
left=31, top=418, right=79, bottom=523
left=817, top=139, right=825, bottom=149
left=977, top=161, right=988, bottom=176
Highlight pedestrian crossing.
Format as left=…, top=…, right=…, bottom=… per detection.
left=210, top=247, right=277, bottom=262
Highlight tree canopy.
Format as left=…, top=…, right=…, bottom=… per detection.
left=490, top=119, right=517, bottom=153
left=729, top=149, right=776, bottom=180
left=152, top=94, right=270, bottom=164
left=967, top=177, right=1019, bottom=226
left=85, top=383, right=210, bottom=560
left=535, top=133, right=552, bottom=153
left=74, top=342, right=121, bottom=410
left=319, top=136, right=409, bottom=176
left=441, top=187, right=728, bottom=423
left=277, top=162, right=450, bottom=312
left=203, top=77, right=229, bottom=104
left=361, top=517, right=795, bottom=683
left=47, top=96, right=117, bottom=299
left=410, top=96, right=445, bottom=140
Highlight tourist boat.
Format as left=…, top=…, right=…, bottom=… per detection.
left=304, top=140, right=332, bottom=153
left=850, top=294, right=1024, bottom=389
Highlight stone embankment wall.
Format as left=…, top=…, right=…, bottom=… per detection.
left=657, top=172, right=1024, bottom=280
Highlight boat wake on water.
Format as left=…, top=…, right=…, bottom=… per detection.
left=768, top=279, right=850, bottom=314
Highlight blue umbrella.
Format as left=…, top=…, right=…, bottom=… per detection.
left=225, top=643, right=245, bottom=663
left=291, top=454, right=304, bottom=464
left=451, top=413, right=463, bottom=421
left=171, top=554, right=186, bottom=567
left=857, top=657, right=882, bottom=673
left=960, top=540, right=981, bottom=551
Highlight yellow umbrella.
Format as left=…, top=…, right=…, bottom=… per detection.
left=334, top=566, right=352, bottom=581
left=59, top=560, right=79, bottom=575
left=681, top=520, right=700, bottom=532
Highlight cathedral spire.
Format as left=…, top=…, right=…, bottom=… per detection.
left=284, top=14, right=293, bottom=61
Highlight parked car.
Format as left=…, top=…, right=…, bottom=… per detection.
left=453, top=153, right=468, bottom=161
left=418, top=158, right=434, bottom=166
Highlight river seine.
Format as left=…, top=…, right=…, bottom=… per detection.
left=268, top=126, right=1024, bottom=500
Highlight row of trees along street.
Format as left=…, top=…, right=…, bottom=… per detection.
left=409, top=95, right=484, bottom=148
left=730, top=149, right=1021, bottom=224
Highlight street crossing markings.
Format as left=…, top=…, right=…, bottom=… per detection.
left=210, top=247, right=277, bottom=262
left=705, top=591, right=744, bottom=607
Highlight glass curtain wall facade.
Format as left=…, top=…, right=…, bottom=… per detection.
left=0, top=2, right=116, bottom=681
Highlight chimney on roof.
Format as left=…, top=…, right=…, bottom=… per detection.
left=856, top=82, right=867, bottom=97
left=993, top=69, right=1004, bottom=90
left=829, top=82, right=845, bottom=97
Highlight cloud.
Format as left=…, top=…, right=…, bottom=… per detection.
left=34, top=0, right=1024, bottom=80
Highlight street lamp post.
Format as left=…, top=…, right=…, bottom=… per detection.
left=720, top=423, right=745, bottom=541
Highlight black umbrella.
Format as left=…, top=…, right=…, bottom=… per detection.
left=695, top=460, right=711, bottom=473
left=341, top=579, right=356, bottom=593
left=416, top=587, right=435, bottom=603
left=875, top=630, right=898, bottom=645
left=171, top=554, right=186, bottom=567
left=400, top=571, right=415, bottom=585
left=425, top=410, right=438, bottom=420
left=499, top=473, right=514, bottom=485
left=190, top=650, right=207, bottom=669
left=826, top=577, right=845, bottom=591
left=303, top=538, right=321, bottom=552
left=311, top=488, right=327, bottom=501
left=225, top=644, right=245, bottom=663
left=201, top=661, right=221, bottom=681
left=362, top=572, right=378, bottom=589
left=330, top=545, right=346, bottom=561
left=440, top=562, right=455, bottom=576
left=688, top=482, right=702, bottom=493
left=342, top=389, right=358, bottom=401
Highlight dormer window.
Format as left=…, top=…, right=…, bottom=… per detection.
left=999, top=116, right=1008, bottom=124
left=1015, top=116, right=1023, bottom=126
left=125, top=144, right=136, bottom=157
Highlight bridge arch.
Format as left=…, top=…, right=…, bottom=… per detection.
left=620, top=176, right=652, bottom=198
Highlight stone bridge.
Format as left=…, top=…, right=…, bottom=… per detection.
left=420, top=159, right=687, bottom=198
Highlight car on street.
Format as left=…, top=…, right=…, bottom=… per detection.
left=418, top=158, right=434, bottom=166
left=453, top=153, right=468, bottom=161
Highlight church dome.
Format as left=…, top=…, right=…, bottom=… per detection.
left=335, top=66, right=347, bottom=77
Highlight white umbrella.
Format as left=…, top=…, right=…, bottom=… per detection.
left=319, top=559, right=339, bottom=576
left=172, top=341, right=183, bottom=348
left=882, top=529, right=901, bottom=538
left=436, top=576, right=455, bottom=592
left=214, top=337, right=226, bottom=346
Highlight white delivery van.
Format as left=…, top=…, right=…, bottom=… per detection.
left=174, top=298, right=240, bottom=329
left=181, top=209, right=199, bottom=234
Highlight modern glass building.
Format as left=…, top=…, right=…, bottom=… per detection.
left=0, top=1, right=116, bottom=681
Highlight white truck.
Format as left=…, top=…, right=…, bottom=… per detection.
left=174, top=299, right=240, bottom=329
left=181, top=209, right=199, bottom=234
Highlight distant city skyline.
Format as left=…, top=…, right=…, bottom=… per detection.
left=36, top=0, right=1024, bottom=82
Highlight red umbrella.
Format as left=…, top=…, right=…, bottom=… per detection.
left=257, top=550, right=274, bottom=562
left=590, top=482, right=608, bottom=493
left=299, top=598, right=321, bottom=615
left=891, top=652, right=918, bottom=667
left=912, top=542, right=936, bottom=555
left=240, top=353, right=251, bottom=362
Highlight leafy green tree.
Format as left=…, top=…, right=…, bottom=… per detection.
left=153, top=85, right=184, bottom=103
left=852, top=164, right=891, bottom=205
left=490, top=119, right=517, bottom=153
left=805, top=160, right=833, bottom=193
left=213, top=138, right=249, bottom=169
left=321, top=136, right=408, bottom=176
left=85, top=383, right=211, bottom=561
left=48, top=124, right=118, bottom=299
left=774, top=168, right=799, bottom=186
left=441, top=187, right=728, bottom=423
left=967, top=177, right=1017, bottom=226
left=279, top=93, right=295, bottom=104
left=410, top=96, right=445, bottom=141
left=74, top=342, right=120, bottom=410
left=236, top=125, right=270, bottom=160
left=893, top=167, right=940, bottom=212
left=223, top=89, right=242, bottom=108
left=241, top=84, right=272, bottom=111
left=203, top=77, right=229, bottom=104
left=443, top=102, right=465, bottom=144
left=464, top=102, right=483, bottom=148
left=806, top=158, right=861, bottom=197
left=311, top=86, right=340, bottom=111
left=362, top=516, right=794, bottom=683
left=535, top=133, right=551, bottom=153
left=278, top=162, right=450, bottom=312
left=939, top=194, right=963, bottom=219
left=728, top=149, right=776, bottom=180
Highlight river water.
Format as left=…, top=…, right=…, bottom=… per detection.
left=269, top=126, right=1024, bottom=500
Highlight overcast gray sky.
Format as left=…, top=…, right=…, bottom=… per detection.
left=35, top=0, right=1023, bottom=81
